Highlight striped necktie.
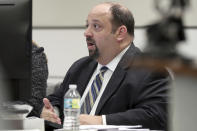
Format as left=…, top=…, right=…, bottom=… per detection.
left=81, top=66, right=108, bottom=114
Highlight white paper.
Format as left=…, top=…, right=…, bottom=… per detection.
left=80, top=125, right=142, bottom=130
left=119, top=128, right=150, bottom=131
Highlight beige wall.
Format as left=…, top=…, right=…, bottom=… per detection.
left=32, top=0, right=197, bottom=82
left=33, top=28, right=197, bottom=79
left=33, top=0, right=197, bottom=27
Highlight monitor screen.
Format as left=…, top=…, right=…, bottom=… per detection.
left=0, top=0, right=32, bottom=102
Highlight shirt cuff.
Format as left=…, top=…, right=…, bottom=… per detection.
left=102, top=115, right=107, bottom=125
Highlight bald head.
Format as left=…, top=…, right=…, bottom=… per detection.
left=90, top=3, right=111, bottom=13
left=90, top=2, right=135, bottom=36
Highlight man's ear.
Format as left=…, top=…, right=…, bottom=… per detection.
left=116, top=25, right=127, bottom=42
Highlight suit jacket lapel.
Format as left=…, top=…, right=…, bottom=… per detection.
left=77, top=60, right=97, bottom=96
left=95, top=44, right=140, bottom=114
left=95, top=64, right=126, bottom=114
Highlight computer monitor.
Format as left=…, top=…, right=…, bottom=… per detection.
left=0, top=0, right=32, bottom=103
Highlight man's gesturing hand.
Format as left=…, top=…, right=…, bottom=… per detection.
left=40, top=98, right=61, bottom=124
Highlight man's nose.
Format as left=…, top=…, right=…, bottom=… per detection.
left=84, top=27, right=93, bottom=38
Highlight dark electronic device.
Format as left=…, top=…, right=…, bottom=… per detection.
left=0, top=0, right=32, bottom=103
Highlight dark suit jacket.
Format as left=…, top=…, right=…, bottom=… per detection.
left=47, top=44, right=170, bottom=130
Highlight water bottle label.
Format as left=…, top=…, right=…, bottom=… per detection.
left=72, top=99, right=80, bottom=108
left=64, top=98, right=80, bottom=109
left=64, top=99, right=72, bottom=108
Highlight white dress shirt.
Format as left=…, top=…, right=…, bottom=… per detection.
left=80, top=45, right=130, bottom=124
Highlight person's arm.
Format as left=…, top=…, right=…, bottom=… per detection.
left=79, top=71, right=170, bottom=130
left=44, top=70, right=72, bottom=124
left=40, top=98, right=61, bottom=124
left=105, top=71, right=170, bottom=130
left=80, top=114, right=103, bottom=125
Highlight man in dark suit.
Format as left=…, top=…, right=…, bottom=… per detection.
left=40, top=2, right=170, bottom=130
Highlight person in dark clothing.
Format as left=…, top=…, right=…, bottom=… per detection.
left=28, top=41, right=48, bottom=117
left=40, top=2, right=170, bottom=130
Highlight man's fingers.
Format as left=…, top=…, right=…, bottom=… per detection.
left=41, top=109, right=61, bottom=124
left=44, top=115, right=61, bottom=124
left=43, top=98, right=54, bottom=111
left=41, top=98, right=61, bottom=124
left=43, top=98, right=51, bottom=108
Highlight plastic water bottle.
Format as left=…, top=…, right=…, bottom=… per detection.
left=63, top=84, right=81, bottom=130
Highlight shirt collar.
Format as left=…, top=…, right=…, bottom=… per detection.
left=97, top=44, right=130, bottom=72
